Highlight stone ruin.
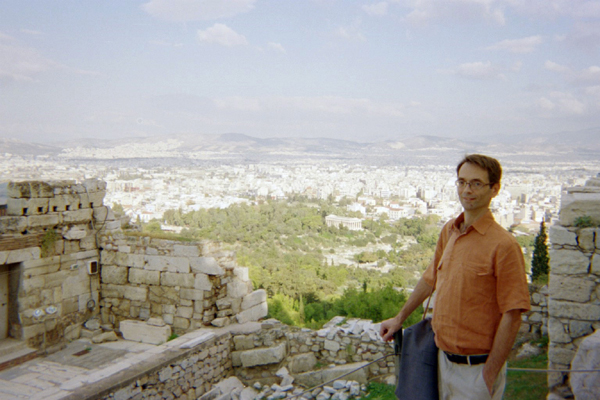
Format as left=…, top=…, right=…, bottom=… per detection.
left=2, top=177, right=600, bottom=399
left=547, top=174, right=600, bottom=399
left=0, top=179, right=267, bottom=355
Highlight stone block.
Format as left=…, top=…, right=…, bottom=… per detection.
left=62, top=273, right=89, bottom=298
left=174, top=245, right=200, bottom=257
left=62, top=209, right=93, bottom=224
left=236, top=302, right=268, bottom=324
left=120, top=319, right=171, bottom=345
left=190, top=257, right=225, bottom=276
left=548, top=346, right=576, bottom=366
left=240, top=342, right=286, bottom=367
left=87, top=191, right=106, bottom=208
left=0, top=216, right=27, bottom=232
left=173, top=317, right=190, bottom=330
left=569, top=321, right=593, bottom=339
left=571, top=330, right=600, bottom=400
left=93, top=206, right=115, bottom=222
left=295, top=362, right=368, bottom=388
left=559, top=187, right=600, bottom=226
left=578, top=228, right=596, bottom=252
left=176, top=306, right=194, bottom=319
left=194, top=273, right=212, bottom=291
left=234, top=267, right=249, bottom=281
left=145, top=255, right=169, bottom=272
left=593, top=253, right=600, bottom=275
left=549, top=225, right=578, bottom=247
left=6, top=247, right=40, bottom=263
left=181, top=288, right=204, bottom=301
left=129, top=269, right=160, bottom=285
left=62, top=225, right=88, bottom=240
left=101, top=265, right=128, bottom=285
left=548, top=318, right=570, bottom=344
left=27, top=214, right=59, bottom=228
left=549, top=276, right=595, bottom=302
left=228, top=280, right=251, bottom=299
left=288, top=352, right=317, bottom=374
left=101, top=284, right=124, bottom=299
left=233, top=335, right=254, bottom=351
left=123, top=286, right=148, bottom=301
left=22, top=323, right=45, bottom=340
left=549, top=250, right=590, bottom=275
left=549, top=300, right=600, bottom=321
left=241, top=289, right=267, bottom=311
left=161, top=272, right=194, bottom=287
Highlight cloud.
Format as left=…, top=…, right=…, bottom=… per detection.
left=20, top=29, right=44, bottom=35
left=486, top=35, right=542, bottom=53
left=267, top=42, right=286, bottom=53
left=442, top=61, right=506, bottom=80
left=149, top=39, right=184, bottom=47
left=536, top=91, right=586, bottom=115
left=362, top=2, right=389, bottom=16
left=0, top=33, right=59, bottom=82
left=576, top=65, right=600, bottom=84
left=142, top=0, right=256, bottom=22
left=334, top=22, right=367, bottom=42
left=401, top=0, right=506, bottom=26
left=545, top=60, right=570, bottom=73
left=197, top=24, right=248, bottom=47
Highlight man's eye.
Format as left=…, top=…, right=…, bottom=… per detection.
left=472, top=182, right=482, bottom=188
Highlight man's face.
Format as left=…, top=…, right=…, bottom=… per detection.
left=457, top=162, right=499, bottom=213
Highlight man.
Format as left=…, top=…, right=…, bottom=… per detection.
left=380, top=154, right=530, bottom=399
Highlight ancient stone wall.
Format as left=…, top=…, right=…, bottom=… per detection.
left=521, top=284, right=548, bottom=340
left=0, top=180, right=116, bottom=351
left=231, top=317, right=394, bottom=386
left=98, top=331, right=232, bottom=400
left=547, top=174, right=600, bottom=398
left=98, top=235, right=268, bottom=336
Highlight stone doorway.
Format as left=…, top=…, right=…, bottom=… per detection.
left=0, top=263, right=18, bottom=341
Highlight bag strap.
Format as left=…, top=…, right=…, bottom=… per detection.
left=422, top=261, right=439, bottom=321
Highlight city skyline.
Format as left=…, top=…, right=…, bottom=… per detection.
left=1, top=1, right=600, bottom=144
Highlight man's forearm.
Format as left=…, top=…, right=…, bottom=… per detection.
left=482, top=309, right=522, bottom=392
left=380, top=277, right=433, bottom=341
left=396, top=277, right=433, bottom=323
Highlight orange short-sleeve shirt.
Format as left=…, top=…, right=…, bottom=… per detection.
left=422, top=211, right=531, bottom=355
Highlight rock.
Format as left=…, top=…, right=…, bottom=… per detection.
left=92, top=331, right=118, bottom=344
left=84, top=318, right=101, bottom=331
left=516, top=343, right=543, bottom=359
left=571, top=330, right=600, bottom=400
left=147, top=317, right=166, bottom=327
left=215, top=377, right=245, bottom=395
left=240, top=387, right=259, bottom=400
left=119, top=319, right=171, bottom=345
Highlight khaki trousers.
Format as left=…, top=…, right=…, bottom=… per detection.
left=438, top=350, right=507, bottom=400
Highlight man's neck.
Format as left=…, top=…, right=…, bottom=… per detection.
left=461, top=208, right=489, bottom=232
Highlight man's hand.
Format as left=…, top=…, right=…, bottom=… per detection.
left=380, top=316, right=402, bottom=342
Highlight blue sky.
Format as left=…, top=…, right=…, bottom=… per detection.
left=1, top=0, right=599, bottom=143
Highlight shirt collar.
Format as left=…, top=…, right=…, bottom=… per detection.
left=452, top=210, right=495, bottom=235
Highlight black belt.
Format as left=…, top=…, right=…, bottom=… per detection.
left=444, top=352, right=488, bottom=365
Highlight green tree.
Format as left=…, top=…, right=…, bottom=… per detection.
left=531, top=220, right=549, bottom=282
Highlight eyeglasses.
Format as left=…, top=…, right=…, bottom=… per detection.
left=455, top=179, right=493, bottom=191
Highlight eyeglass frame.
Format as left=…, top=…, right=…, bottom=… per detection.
left=455, top=179, right=494, bottom=191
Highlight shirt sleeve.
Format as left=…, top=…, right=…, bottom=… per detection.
left=495, top=238, right=532, bottom=313
left=422, top=220, right=452, bottom=288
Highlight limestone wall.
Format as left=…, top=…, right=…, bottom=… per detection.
left=98, top=235, right=268, bottom=335
left=98, top=331, right=232, bottom=400
left=547, top=174, right=600, bottom=398
left=231, top=317, right=394, bottom=386
left=0, top=180, right=116, bottom=351
left=521, top=284, right=548, bottom=340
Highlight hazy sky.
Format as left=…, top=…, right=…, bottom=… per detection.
left=1, top=0, right=599, bottom=144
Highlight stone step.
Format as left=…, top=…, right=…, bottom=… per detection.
left=0, top=338, right=38, bottom=371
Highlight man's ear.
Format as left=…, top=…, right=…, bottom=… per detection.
left=491, top=183, right=500, bottom=197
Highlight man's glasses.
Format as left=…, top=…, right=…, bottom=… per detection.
left=455, top=179, right=493, bottom=191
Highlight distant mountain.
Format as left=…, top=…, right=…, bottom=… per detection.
left=2, top=127, right=599, bottom=162
left=0, top=138, right=61, bottom=156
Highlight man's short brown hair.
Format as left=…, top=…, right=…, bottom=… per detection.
left=456, top=154, right=502, bottom=185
